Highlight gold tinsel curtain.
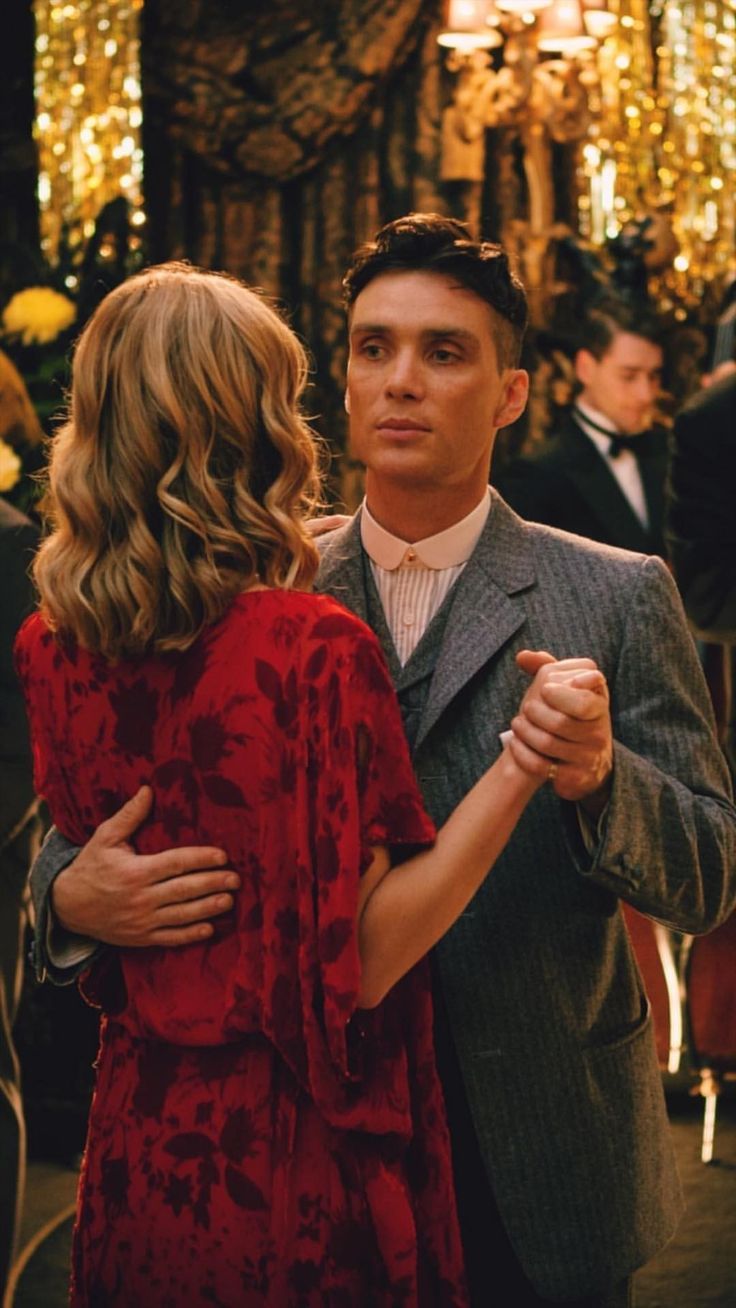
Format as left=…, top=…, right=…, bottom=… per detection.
left=140, top=0, right=447, bottom=504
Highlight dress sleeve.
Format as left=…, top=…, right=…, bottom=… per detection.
left=264, top=609, right=436, bottom=1130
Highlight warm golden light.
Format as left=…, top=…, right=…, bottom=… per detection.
left=577, top=0, right=736, bottom=305
left=33, top=0, right=145, bottom=262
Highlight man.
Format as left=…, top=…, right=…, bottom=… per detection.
left=29, top=216, right=736, bottom=1307
left=667, top=367, right=736, bottom=775
left=0, top=496, right=41, bottom=1298
left=497, top=301, right=667, bottom=554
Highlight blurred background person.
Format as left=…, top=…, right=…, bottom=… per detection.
left=497, top=300, right=667, bottom=555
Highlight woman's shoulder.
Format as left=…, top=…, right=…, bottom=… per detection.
left=14, top=610, right=52, bottom=664
left=220, top=590, right=388, bottom=689
left=226, top=589, right=379, bottom=648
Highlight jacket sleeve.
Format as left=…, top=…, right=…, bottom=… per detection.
left=29, top=825, right=101, bottom=984
left=570, top=554, right=736, bottom=932
left=666, top=380, right=736, bottom=640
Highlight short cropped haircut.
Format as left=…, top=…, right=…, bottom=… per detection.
left=342, top=213, right=528, bottom=369
left=579, top=300, right=663, bottom=360
left=34, top=263, right=322, bottom=659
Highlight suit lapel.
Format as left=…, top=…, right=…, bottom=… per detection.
left=638, top=438, right=668, bottom=551
left=316, top=498, right=537, bottom=753
left=563, top=419, right=653, bottom=553
left=314, top=511, right=369, bottom=624
left=414, top=495, right=534, bottom=751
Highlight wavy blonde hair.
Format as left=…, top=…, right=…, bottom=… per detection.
left=34, top=263, right=323, bottom=658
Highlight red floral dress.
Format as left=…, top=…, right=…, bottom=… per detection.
left=16, top=591, right=468, bottom=1307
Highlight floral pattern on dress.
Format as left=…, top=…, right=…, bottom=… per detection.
left=16, top=590, right=468, bottom=1306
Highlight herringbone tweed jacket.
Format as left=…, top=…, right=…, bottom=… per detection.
left=315, top=490, right=736, bottom=1299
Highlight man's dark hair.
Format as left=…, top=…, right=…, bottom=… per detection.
left=580, top=299, right=662, bottom=361
left=342, top=213, right=528, bottom=369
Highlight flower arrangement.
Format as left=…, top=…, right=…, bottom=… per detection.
left=0, top=436, right=22, bottom=493
left=0, top=287, right=75, bottom=517
left=2, top=286, right=77, bottom=346
left=1, top=197, right=146, bottom=517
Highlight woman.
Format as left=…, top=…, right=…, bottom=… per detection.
left=16, top=264, right=578, bottom=1305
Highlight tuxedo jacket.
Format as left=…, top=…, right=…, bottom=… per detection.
left=667, top=372, right=736, bottom=773
left=496, top=414, right=668, bottom=555
left=315, top=493, right=736, bottom=1299
left=29, top=494, right=736, bottom=1299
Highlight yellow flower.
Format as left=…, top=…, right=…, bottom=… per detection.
left=2, top=286, right=76, bottom=346
left=0, top=438, right=22, bottom=493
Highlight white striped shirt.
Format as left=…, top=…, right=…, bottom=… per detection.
left=360, top=491, right=492, bottom=665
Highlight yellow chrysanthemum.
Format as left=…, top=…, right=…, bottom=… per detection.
left=2, top=286, right=76, bottom=346
left=0, top=438, right=22, bottom=493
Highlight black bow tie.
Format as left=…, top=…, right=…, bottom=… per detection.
left=573, top=408, right=652, bottom=459
left=607, top=433, right=646, bottom=458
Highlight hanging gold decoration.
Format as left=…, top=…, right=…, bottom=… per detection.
left=33, top=0, right=145, bottom=274
left=578, top=0, right=736, bottom=305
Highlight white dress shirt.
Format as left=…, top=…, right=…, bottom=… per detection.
left=360, top=491, right=492, bottom=665
left=574, top=400, right=650, bottom=530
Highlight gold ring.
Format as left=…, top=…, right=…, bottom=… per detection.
left=547, top=761, right=558, bottom=783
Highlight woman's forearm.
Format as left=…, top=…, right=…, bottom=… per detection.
left=357, top=751, right=540, bottom=1007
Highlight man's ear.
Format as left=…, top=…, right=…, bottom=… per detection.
left=493, top=369, right=529, bottom=429
left=344, top=388, right=351, bottom=414
left=575, top=348, right=597, bottom=388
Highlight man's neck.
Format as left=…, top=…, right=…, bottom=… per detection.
left=364, top=477, right=489, bottom=543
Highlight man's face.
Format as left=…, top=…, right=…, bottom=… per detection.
left=576, top=331, right=663, bottom=435
left=346, top=270, right=528, bottom=498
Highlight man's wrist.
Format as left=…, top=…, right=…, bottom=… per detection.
left=578, top=773, right=613, bottom=823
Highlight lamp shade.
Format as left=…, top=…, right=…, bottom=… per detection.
left=438, top=0, right=503, bottom=49
left=582, top=0, right=617, bottom=38
left=495, top=0, right=552, bottom=12
left=536, top=0, right=597, bottom=52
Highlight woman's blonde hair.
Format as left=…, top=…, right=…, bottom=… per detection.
left=34, top=262, right=323, bottom=658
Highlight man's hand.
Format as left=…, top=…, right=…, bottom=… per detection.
left=508, top=649, right=613, bottom=819
left=51, top=786, right=240, bottom=948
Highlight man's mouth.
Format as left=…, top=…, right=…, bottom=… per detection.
left=377, top=418, right=431, bottom=432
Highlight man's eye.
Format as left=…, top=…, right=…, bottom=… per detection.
left=361, top=342, right=385, bottom=359
left=431, top=348, right=459, bottom=363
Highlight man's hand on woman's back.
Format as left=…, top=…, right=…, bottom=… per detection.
left=52, top=785, right=240, bottom=948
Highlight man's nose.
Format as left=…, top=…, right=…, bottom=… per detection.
left=637, top=376, right=659, bottom=403
left=385, top=350, right=424, bottom=398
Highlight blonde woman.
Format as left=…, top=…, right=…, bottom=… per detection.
left=16, top=264, right=591, bottom=1306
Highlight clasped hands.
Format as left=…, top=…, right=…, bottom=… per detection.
left=51, top=648, right=613, bottom=950
left=509, top=649, right=613, bottom=818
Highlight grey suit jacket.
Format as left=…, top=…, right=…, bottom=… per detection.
left=315, top=492, right=736, bottom=1298
left=30, top=492, right=736, bottom=1298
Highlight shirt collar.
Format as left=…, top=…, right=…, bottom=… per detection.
left=361, top=489, right=491, bottom=571
left=574, top=400, right=619, bottom=458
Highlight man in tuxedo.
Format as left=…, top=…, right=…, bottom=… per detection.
left=0, top=497, right=40, bottom=1298
left=497, top=301, right=667, bottom=554
left=28, top=216, right=736, bottom=1307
